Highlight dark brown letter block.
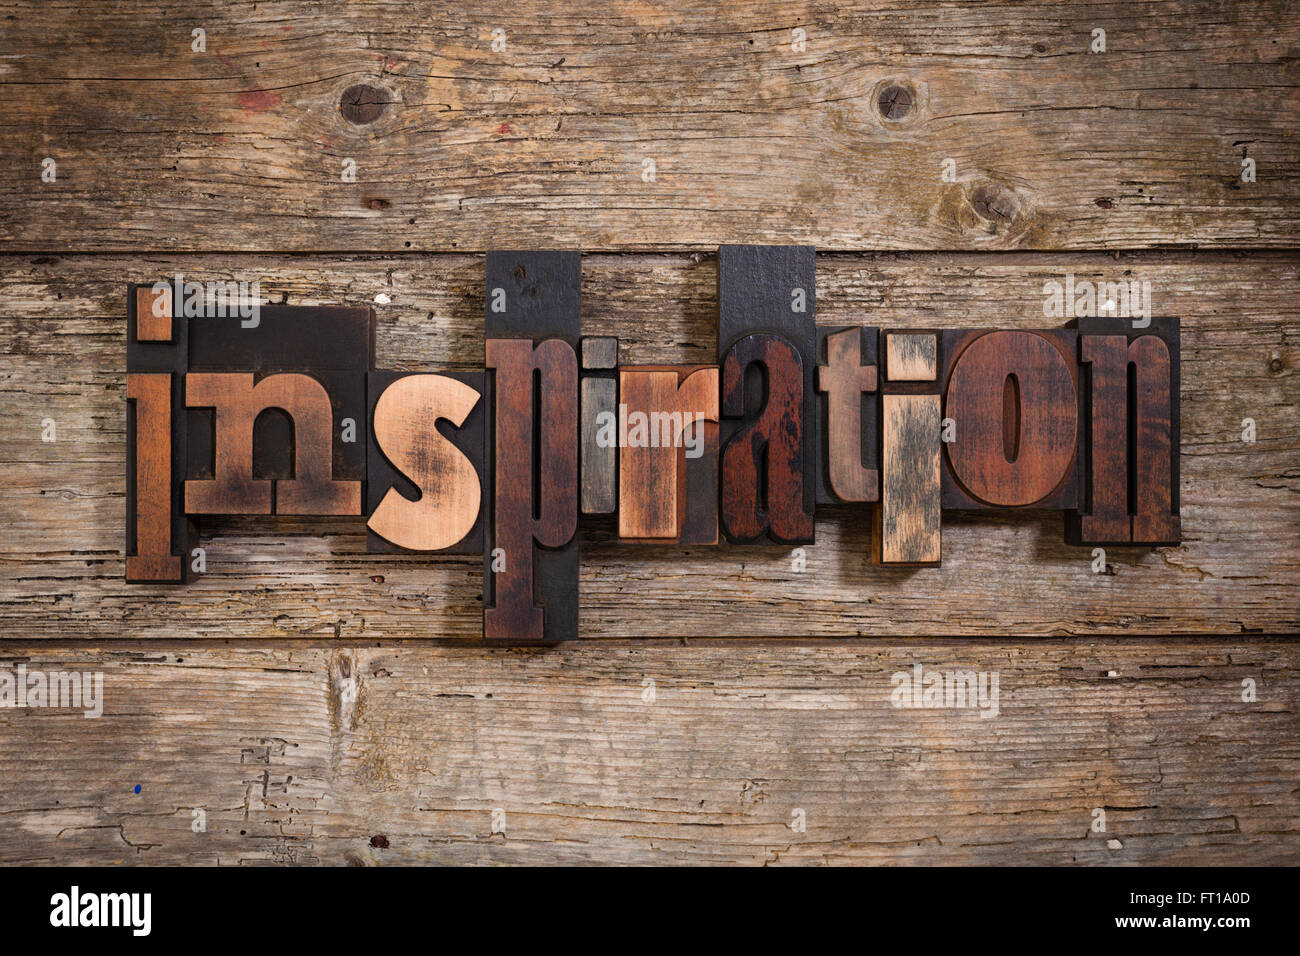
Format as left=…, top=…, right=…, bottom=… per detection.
left=483, top=251, right=581, bottom=644
left=940, top=329, right=1080, bottom=510
left=717, top=245, right=816, bottom=544
left=1066, top=317, right=1181, bottom=546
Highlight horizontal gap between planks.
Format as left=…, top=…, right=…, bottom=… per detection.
left=0, top=635, right=1296, bottom=653
left=2, top=248, right=1300, bottom=261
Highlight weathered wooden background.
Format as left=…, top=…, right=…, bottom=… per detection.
left=0, top=0, right=1297, bottom=864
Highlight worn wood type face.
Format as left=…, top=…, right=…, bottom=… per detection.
left=1, top=0, right=1298, bottom=866
left=367, top=371, right=486, bottom=554
left=940, top=329, right=1080, bottom=511
left=580, top=337, right=619, bottom=516
left=617, top=365, right=719, bottom=544
left=1067, top=318, right=1183, bottom=547
left=718, top=245, right=817, bottom=545
left=816, top=327, right=879, bottom=506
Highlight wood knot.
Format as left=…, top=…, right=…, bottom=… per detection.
left=877, top=84, right=912, bottom=120
left=339, top=84, right=390, bottom=125
left=970, top=183, right=1018, bottom=224
left=941, top=179, right=1036, bottom=245
left=369, top=834, right=390, bottom=848
left=870, top=77, right=922, bottom=128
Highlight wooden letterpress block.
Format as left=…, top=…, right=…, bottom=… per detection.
left=366, top=371, right=486, bottom=553
left=580, top=336, right=618, bottom=515
left=816, top=326, right=879, bottom=505
left=183, top=305, right=371, bottom=521
left=1066, top=317, right=1181, bottom=546
left=875, top=394, right=942, bottom=565
left=126, top=373, right=182, bottom=581
left=126, top=283, right=192, bottom=583
left=185, top=372, right=361, bottom=515
left=875, top=329, right=942, bottom=564
left=617, top=366, right=719, bottom=544
left=885, top=332, right=937, bottom=382
left=717, top=244, right=816, bottom=544
left=483, top=251, right=581, bottom=644
left=134, top=285, right=173, bottom=343
left=940, top=329, right=1080, bottom=510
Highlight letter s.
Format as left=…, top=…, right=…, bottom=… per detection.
left=368, top=375, right=482, bottom=551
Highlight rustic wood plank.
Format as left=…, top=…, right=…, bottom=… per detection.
left=1, top=1, right=1296, bottom=252
left=0, top=639, right=1295, bottom=865
left=0, top=251, right=1296, bottom=638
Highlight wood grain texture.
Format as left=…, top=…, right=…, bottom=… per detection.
left=0, top=639, right=1296, bottom=865
left=0, top=251, right=1297, bottom=638
left=1068, top=318, right=1183, bottom=546
left=1072, top=334, right=1132, bottom=543
left=580, top=336, right=618, bottom=515
left=1, top=1, right=1297, bottom=252
left=132, top=287, right=171, bottom=343
left=1131, top=330, right=1181, bottom=545
left=483, top=338, right=579, bottom=643
left=816, top=326, right=879, bottom=503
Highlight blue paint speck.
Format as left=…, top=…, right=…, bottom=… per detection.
left=133, top=785, right=141, bottom=794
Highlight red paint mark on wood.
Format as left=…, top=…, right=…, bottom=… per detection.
left=496, top=123, right=512, bottom=135
left=238, top=88, right=282, bottom=112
